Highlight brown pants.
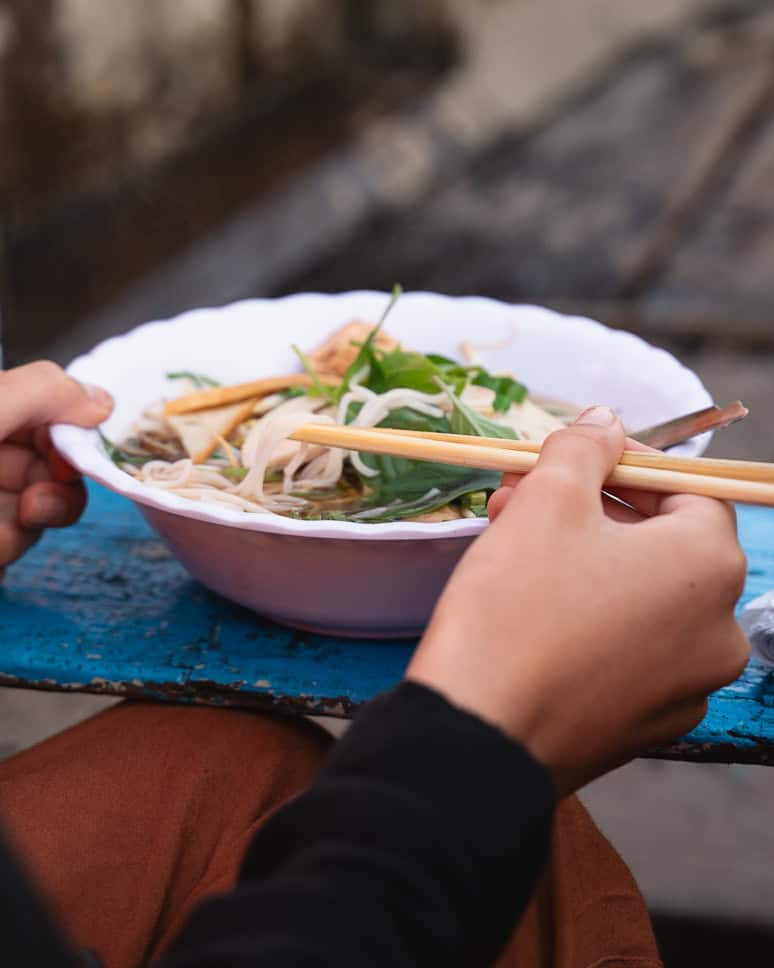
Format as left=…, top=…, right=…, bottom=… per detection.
left=0, top=702, right=661, bottom=968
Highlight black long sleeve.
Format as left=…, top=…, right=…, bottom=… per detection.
left=0, top=682, right=555, bottom=968
left=163, top=682, right=555, bottom=967
left=0, top=824, right=82, bottom=968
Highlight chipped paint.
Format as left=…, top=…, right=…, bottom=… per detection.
left=128, top=541, right=173, bottom=561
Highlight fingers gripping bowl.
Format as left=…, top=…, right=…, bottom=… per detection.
left=52, top=292, right=713, bottom=637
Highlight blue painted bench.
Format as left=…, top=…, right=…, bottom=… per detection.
left=1, top=484, right=773, bottom=763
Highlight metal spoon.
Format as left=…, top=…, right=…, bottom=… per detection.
left=631, top=401, right=748, bottom=450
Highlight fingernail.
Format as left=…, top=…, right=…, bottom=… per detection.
left=575, top=405, right=617, bottom=427
left=27, top=493, right=70, bottom=527
left=83, top=383, right=114, bottom=412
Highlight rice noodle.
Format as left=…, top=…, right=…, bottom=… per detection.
left=349, top=388, right=447, bottom=428
left=139, top=459, right=233, bottom=490
left=282, top=441, right=315, bottom=493
left=238, top=411, right=337, bottom=511
left=164, top=488, right=270, bottom=513
left=340, top=385, right=449, bottom=478
left=295, top=448, right=344, bottom=490
left=241, top=394, right=327, bottom=467
left=335, top=366, right=374, bottom=424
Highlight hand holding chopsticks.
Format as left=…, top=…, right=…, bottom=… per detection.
left=289, top=422, right=774, bottom=507
left=405, top=405, right=750, bottom=795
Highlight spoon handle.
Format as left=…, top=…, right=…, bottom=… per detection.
left=630, top=401, right=748, bottom=449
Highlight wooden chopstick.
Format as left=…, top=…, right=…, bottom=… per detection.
left=367, top=427, right=774, bottom=484
left=163, top=373, right=340, bottom=417
left=289, top=423, right=774, bottom=507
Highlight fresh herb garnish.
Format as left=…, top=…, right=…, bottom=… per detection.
left=424, top=354, right=472, bottom=395
left=98, top=430, right=154, bottom=468
left=286, top=509, right=351, bottom=522
left=347, top=387, right=510, bottom=522
left=220, top=466, right=249, bottom=483
left=220, top=467, right=282, bottom=483
left=339, top=291, right=526, bottom=414
left=471, top=371, right=527, bottom=412
left=376, top=346, right=442, bottom=394
left=460, top=490, right=489, bottom=517
left=443, top=384, right=518, bottom=440
left=291, top=345, right=339, bottom=404
left=351, top=467, right=500, bottom=522
left=291, top=284, right=407, bottom=405
left=427, top=355, right=526, bottom=412
left=166, top=371, right=220, bottom=389
left=336, top=284, right=403, bottom=401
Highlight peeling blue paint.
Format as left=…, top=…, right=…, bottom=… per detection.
left=0, top=484, right=773, bottom=761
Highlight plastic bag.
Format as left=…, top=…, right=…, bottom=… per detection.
left=740, top=590, right=774, bottom=667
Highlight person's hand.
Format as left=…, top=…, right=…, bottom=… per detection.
left=407, top=406, right=749, bottom=796
left=0, top=362, right=113, bottom=575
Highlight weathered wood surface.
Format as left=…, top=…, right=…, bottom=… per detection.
left=0, top=484, right=773, bottom=763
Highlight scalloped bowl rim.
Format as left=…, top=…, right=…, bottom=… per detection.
left=52, top=291, right=713, bottom=543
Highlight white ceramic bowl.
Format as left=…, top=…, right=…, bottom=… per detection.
left=53, top=292, right=713, bottom=637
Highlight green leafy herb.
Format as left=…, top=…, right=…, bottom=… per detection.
left=460, top=490, right=489, bottom=517
left=348, top=398, right=503, bottom=522
left=471, top=371, right=527, bottom=412
left=220, top=466, right=248, bottom=483
left=336, top=283, right=403, bottom=400
left=98, top=430, right=153, bottom=468
left=425, top=353, right=461, bottom=368
left=365, top=463, right=499, bottom=505
left=288, top=287, right=405, bottom=407
left=286, top=509, right=351, bottom=522
left=374, top=405, right=450, bottom=434
left=291, top=345, right=338, bottom=403
left=166, top=371, right=220, bottom=389
left=220, top=467, right=284, bottom=483
left=339, top=332, right=385, bottom=398
left=427, top=355, right=527, bottom=413
left=353, top=466, right=500, bottom=522
left=376, top=347, right=443, bottom=394
left=373, top=283, right=403, bottom=332
left=352, top=406, right=451, bottom=484
left=444, top=386, right=518, bottom=440
left=425, top=354, right=475, bottom=395
left=426, top=355, right=527, bottom=412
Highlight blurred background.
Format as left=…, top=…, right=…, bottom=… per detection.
left=2, top=1, right=774, bottom=963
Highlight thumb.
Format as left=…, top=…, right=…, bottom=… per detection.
left=0, top=362, right=113, bottom=439
left=528, top=405, right=625, bottom=512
